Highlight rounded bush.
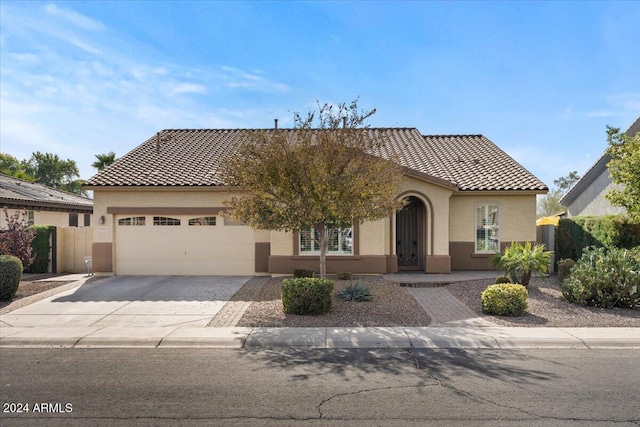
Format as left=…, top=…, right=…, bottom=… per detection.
left=494, top=275, right=511, bottom=284
left=0, top=255, right=23, bottom=301
left=481, top=283, right=528, bottom=316
left=281, top=278, right=334, bottom=315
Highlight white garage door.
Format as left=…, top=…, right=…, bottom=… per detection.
left=115, top=214, right=255, bottom=275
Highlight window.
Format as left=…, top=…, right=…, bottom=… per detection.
left=475, top=204, right=499, bottom=253
left=27, top=211, right=34, bottom=226
left=189, top=216, right=216, bottom=226
left=118, top=216, right=146, bottom=226
left=84, top=214, right=91, bottom=227
left=300, top=226, right=353, bottom=255
left=153, top=216, right=180, bottom=226
left=69, top=213, right=78, bottom=227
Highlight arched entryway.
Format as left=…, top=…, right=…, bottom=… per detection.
left=396, top=196, right=426, bottom=270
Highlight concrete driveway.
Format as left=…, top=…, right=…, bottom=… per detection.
left=0, top=276, right=251, bottom=328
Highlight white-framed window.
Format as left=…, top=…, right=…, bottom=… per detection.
left=188, top=216, right=216, bottom=226
left=475, top=204, right=499, bottom=253
left=153, top=216, right=180, bottom=226
left=300, top=226, right=353, bottom=255
left=118, top=216, right=146, bottom=226
left=27, top=210, right=34, bottom=226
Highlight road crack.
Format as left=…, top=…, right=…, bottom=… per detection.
left=405, top=348, right=638, bottom=424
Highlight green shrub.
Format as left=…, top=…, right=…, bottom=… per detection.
left=481, top=283, right=528, bottom=316
left=561, top=247, right=640, bottom=308
left=557, top=258, right=576, bottom=283
left=0, top=255, right=23, bottom=301
left=28, top=225, right=54, bottom=274
left=490, top=242, right=552, bottom=286
left=293, top=269, right=314, bottom=278
left=336, top=283, right=372, bottom=301
left=494, top=275, right=511, bottom=284
left=336, top=271, right=353, bottom=280
left=281, top=277, right=334, bottom=314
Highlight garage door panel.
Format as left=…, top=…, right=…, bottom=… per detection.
left=115, top=215, right=255, bottom=275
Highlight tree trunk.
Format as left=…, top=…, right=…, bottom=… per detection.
left=318, top=223, right=327, bottom=279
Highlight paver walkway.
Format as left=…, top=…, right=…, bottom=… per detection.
left=384, top=271, right=498, bottom=327
left=407, top=287, right=497, bottom=327
left=207, top=277, right=270, bottom=327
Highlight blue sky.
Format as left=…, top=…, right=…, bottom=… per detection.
left=1, top=1, right=639, bottom=190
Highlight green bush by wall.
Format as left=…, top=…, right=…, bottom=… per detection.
left=557, top=215, right=640, bottom=261
left=28, top=225, right=54, bottom=274
left=0, top=255, right=23, bottom=301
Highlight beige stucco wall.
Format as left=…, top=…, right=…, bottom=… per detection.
left=56, top=226, right=93, bottom=273
left=0, top=208, right=88, bottom=229
left=449, top=193, right=538, bottom=244
left=359, top=218, right=387, bottom=255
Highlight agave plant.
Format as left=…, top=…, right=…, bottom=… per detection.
left=490, top=242, right=552, bottom=287
left=336, top=283, right=372, bottom=302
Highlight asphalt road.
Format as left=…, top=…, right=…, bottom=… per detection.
left=1, top=348, right=638, bottom=426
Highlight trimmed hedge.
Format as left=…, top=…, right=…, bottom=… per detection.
left=557, top=215, right=640, bottom=261
left=281, top=277, right=334, bottom=315
left=481, top=283, right=528, bottom=316
left=0, top=255, right=23, bottom=301
left=28, top=225, right=54, bottom=274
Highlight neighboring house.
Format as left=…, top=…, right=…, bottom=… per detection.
left=561, top=116, right=640, bottom=217
left=83, top=128, right=547, bottom=276
left=0, top=174, right=93, bottom=228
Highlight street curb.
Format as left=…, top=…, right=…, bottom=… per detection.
left=1, top=327, right=638, bottom=349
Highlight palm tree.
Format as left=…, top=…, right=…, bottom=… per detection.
left=92, top=152, right=116, bottom=171
left=490, top=242, right=552, bottom=286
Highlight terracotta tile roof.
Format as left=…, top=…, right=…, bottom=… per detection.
left=1, top=174, right=93, bottom=211
left=84, top=128, right=547, bottom=192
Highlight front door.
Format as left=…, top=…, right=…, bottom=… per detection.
left=396, top=196, right=424, bottom=270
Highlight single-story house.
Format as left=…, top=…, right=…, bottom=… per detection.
left=83, top=128, right=547, bottom=276
left=1, top=173, right=93, bottom=228
left=561, top=116, right=639, bottom=217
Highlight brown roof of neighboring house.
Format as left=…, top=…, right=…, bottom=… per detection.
left=1, top=174, right=93, bottom=212
left=84, top=128, right=547, bottom=192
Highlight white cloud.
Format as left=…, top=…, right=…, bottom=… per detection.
left=44, top=4, right=106, bottom=31
left=168, top=82, right=208, bottom=96
left=0, top=3, right=293, bottom=179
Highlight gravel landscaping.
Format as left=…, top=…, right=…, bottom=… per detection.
left=236, top=274, right=640, bottom=328
left=0, top=276, right=74, bottom=308
left=446, top=275, right=640, bottom=327
left=236, top=276, right=432, bottom=327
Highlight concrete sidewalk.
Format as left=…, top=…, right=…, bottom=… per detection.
left=1, top=325, right=638, bottom=349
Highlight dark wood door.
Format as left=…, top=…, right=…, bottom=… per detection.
left=396, top=197, right=423, bottom=270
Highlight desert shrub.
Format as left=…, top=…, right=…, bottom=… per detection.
left=0, top=255, right=23, bottom=301
left=494, top=275, right=511, bottom=284
left=561, top=247, right=640, bottom=308
left=481, top=283, right=528, bottom=316
left=490, top=242, right=552, bottom=286
left=293, top=269, right=314, bottom=278
left=336, top=271, right=353, bottom=280
left=557, top=258, right=576, bottom=283
left=28, top=225, right=54, bottom=274
left=336, top=283, right=372, bottom=301
left=281, top=277, right=334, bottom=314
